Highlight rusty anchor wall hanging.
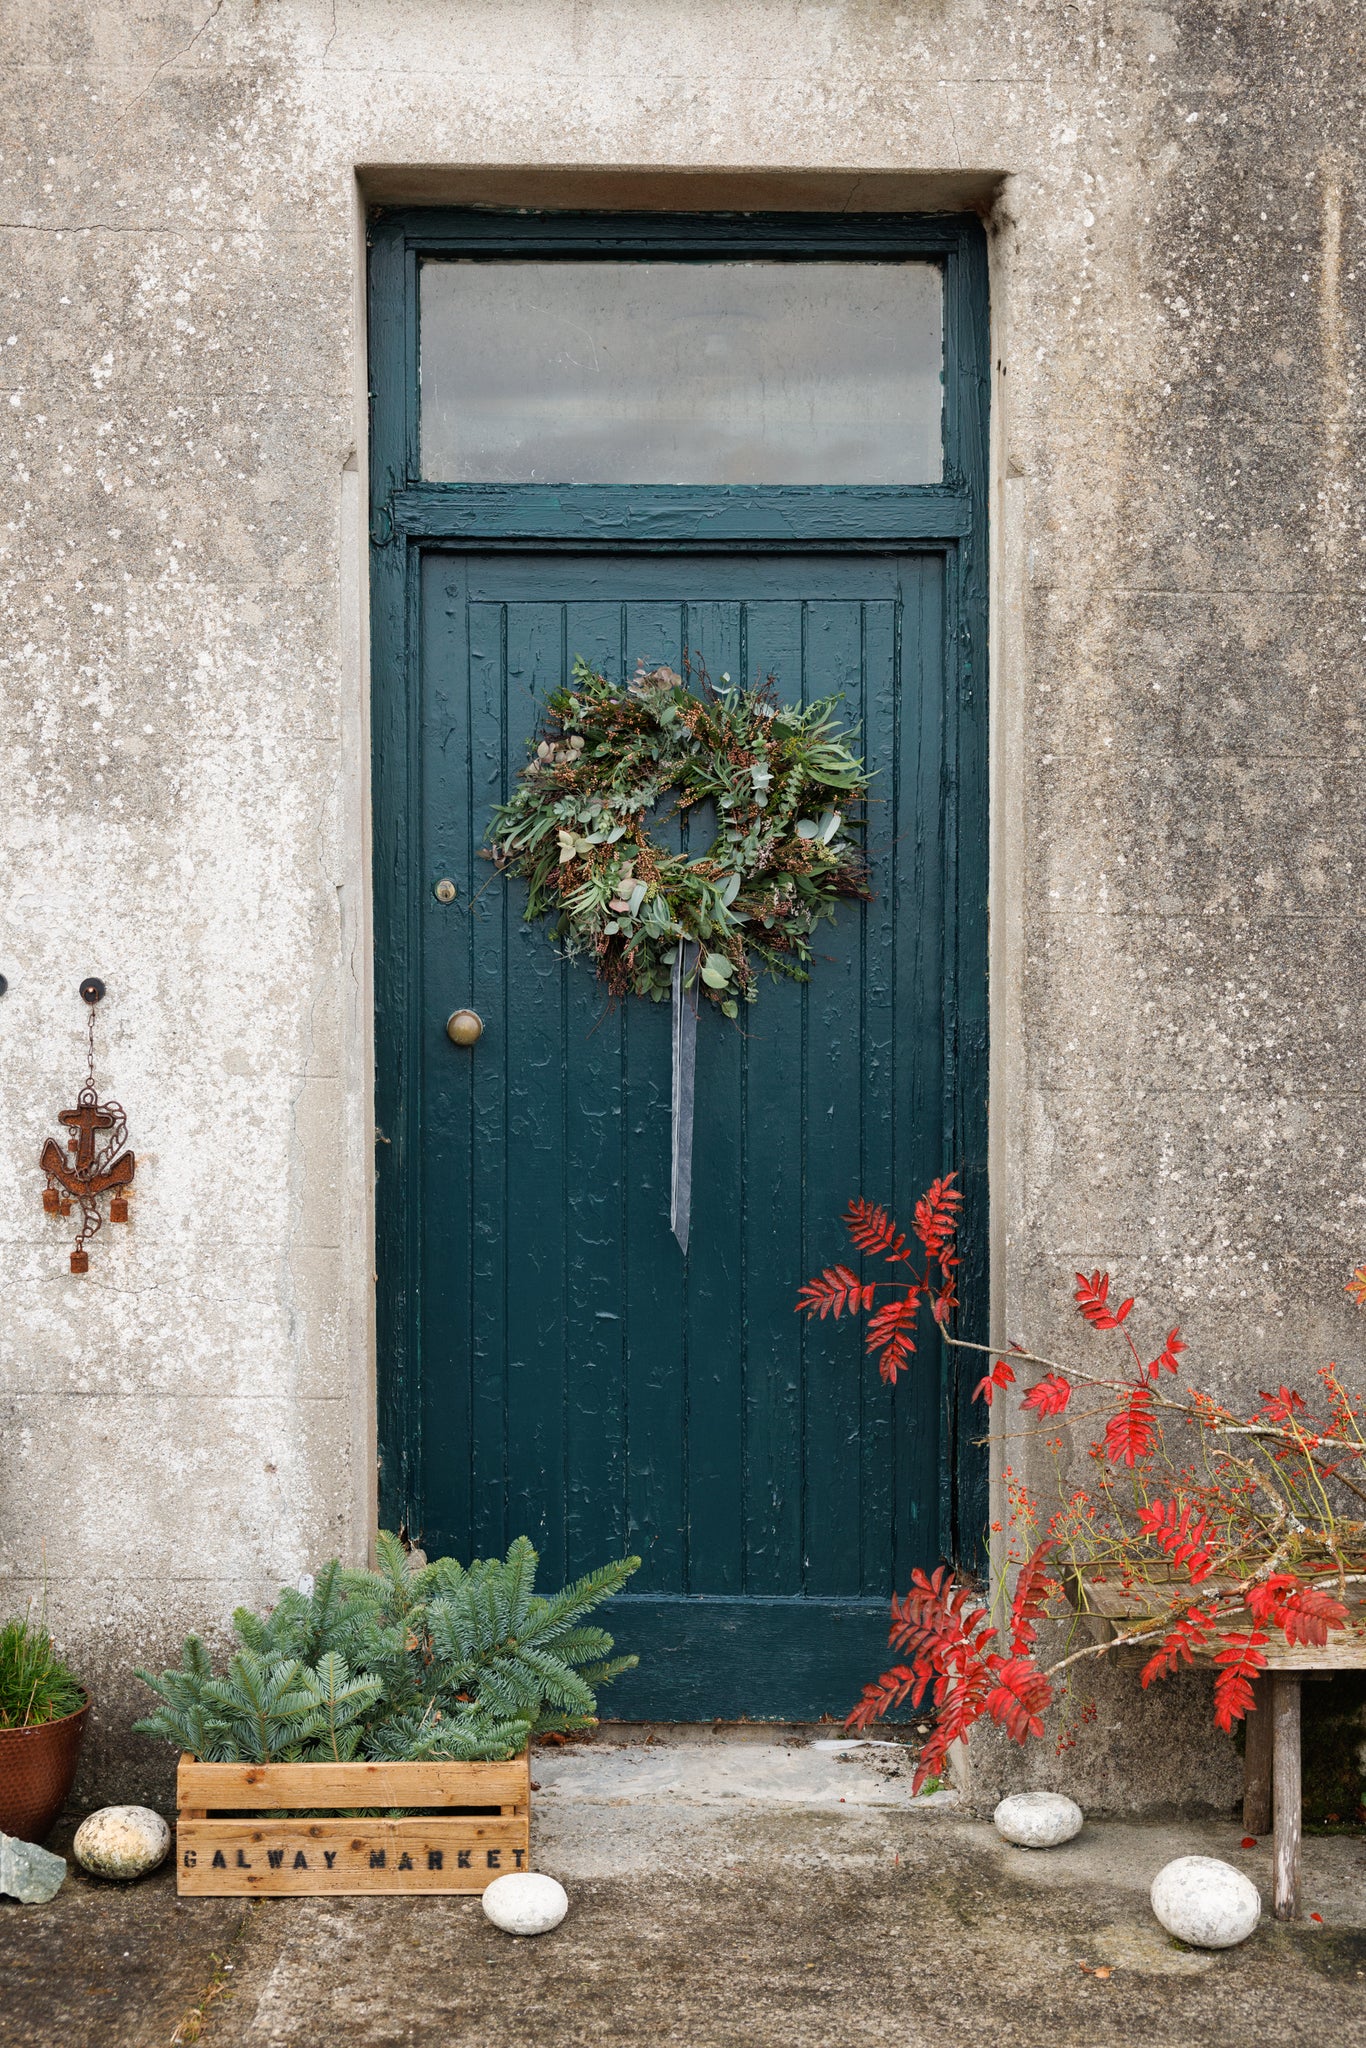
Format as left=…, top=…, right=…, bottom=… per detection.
left=40, top=978, right=135, bottom=1274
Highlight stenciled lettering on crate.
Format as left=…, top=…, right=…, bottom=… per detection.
left=175, top=1752, right=532, bottom=1897
left=183, top=1839, right=528, bottom=1875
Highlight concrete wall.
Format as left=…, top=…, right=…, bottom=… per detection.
left=1, top=0, right=1360, bottom=1808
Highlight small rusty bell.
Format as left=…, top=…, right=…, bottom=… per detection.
left=42, top=1186, right=59, bottom=1215
left=110, top=1195, right=129, bottom=1224
left=70, top=1247, right=88, bottom=1275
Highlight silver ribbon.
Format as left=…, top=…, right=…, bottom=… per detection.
left=670, top=940, right=700, bottom=1255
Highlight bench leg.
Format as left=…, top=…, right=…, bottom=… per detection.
left=1272, top=1673, right=1301, bottom=1922
left=1243, top=1672, right=1273, bottom=1837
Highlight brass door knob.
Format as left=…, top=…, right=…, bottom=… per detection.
left=446, top=1008, right=484, bottom=1046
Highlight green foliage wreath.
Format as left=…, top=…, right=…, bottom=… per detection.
left=487, top=659, right=872, bottom=1017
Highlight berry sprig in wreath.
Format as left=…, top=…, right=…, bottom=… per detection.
left=486, top=658, right=872, bottom=1019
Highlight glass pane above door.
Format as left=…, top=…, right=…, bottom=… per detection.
left=419, top=259, right=943, bottom=486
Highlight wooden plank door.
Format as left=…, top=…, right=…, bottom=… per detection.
left=413, top=548, right=958, bottom=1715
left=368, top=205, right=991, bottom=1720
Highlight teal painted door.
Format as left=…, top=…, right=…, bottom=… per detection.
left=418, top=550, right=951, bottom=1713
left=369, top=209, right=990, bottom=1719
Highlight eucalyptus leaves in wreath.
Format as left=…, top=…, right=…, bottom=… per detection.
left=485, top=658, right=872, bottom=1020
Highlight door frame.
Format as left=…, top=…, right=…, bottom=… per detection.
left=367, top=205, right=990, bottom=1574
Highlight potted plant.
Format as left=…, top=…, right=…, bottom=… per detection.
left=135, top=1532, right=638, bottom=1895
left=0, top=1608, right=91, bottom=1842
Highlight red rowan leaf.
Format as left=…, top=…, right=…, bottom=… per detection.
left=1074, top=1270, right=1135, bottom=1331
left=853, top=1566, right=1001, bottom=1781
left=912, top=1667, right=995, bottom=1791
left=930, top=1277, right=959, bottom=1327
left=1213, top=1631, right=1268, bottom=1673
left=1145, top=1329, right=1186, bottom=1379
left=1212, top=1672, right=1259, bottom=1732
left=1212, top=1632, right=1268, bottom=1731
left=1346, top=1265, right=1366, bottom=1309
left=845, top=1665, right=924, bottom=1731
left=1256, top=1385, right=1307, bottom=1424
left=844, top=1197, right=911, bottom=1262
left=984, top=1657, right=1053, bottom=1744
left=1009, top=1542, right=1057, bottom=1655
left=1134, top=1497, right=1217, bottom=1582
left=888, top=1568, right=991, bottom=1667
left=1246, top=1573, right=1300, bottom=1626
left=1103, top=1387, right=1157, bottom=1466
left=1248, top=1576, right=1350, bottom=1648
left=795, top=1264, right=875, bottom=1321
left=865, top=1289, right=922, bottom=1383
left=1022, top=1372, right=1073, bottom=1418
left=1140, top=1605, right=1217, bottom=1686
left=884, top=1572, right=999, bottom=1785
left=973, top=1359, right=1016, bottom=1406
left=1280, top=1586, right=1348, bottom=1649
left=866, top=1293, right=921, bottom=1345
left=912, top=1173, right=963, bottom=1260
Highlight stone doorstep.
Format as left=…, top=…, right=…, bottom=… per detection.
left=533, top=1725, right=952, bottom=1810
left=527, top=1731, right=1364, bottom=1927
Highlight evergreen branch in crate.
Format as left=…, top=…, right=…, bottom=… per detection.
left=135, top=1535, right=640, bottom=1765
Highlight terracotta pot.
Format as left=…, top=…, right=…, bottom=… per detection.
left=0, top=1698, right=90, bottom=1843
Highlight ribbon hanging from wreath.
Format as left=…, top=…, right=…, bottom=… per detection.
left=486, top=658, right=871, bottom=1250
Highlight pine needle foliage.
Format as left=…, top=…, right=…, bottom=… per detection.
left=135, top=1534, right=639, bottom=1764
left=0, top=1610, right=86, bottom=1728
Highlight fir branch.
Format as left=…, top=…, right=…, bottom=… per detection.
left=136, top=1538, right=641, bottom=1767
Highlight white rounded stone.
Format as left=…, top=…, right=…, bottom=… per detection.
left=72, top=1806, right=170, bottom=1881
left=1150, top=1856, right=1261, bottom=1949
left=482, top=1871, right=568, bottom=1936
left=992, top=1791, right=1084, bottom=1848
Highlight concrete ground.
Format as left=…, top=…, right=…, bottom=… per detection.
left=3, top=1728, right=1365, bottom=2048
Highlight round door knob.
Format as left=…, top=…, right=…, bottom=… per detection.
left=446, top=1008, right=484, bottom=1046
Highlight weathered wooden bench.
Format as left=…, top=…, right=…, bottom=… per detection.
left=1239, top=1643, right=1366, bottom=1922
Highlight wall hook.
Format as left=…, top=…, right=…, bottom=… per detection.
left=79, top=977, right=106, bottom=1005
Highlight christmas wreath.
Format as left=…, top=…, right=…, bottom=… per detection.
left=486, top=659, right=871, bottom=1018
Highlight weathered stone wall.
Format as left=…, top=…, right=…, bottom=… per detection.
left=0, top=0, right=1359, bottom=1807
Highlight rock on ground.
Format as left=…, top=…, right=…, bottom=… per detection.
left=1150, top=1855, right=1263, bottom=1949
left=482, top=1871, right=569, bottom=1935
left=993, top=1792, right=1084, bottom=1848
left=72, top=1808, right=170, bottom=1882
left=0, top=1834, right=66, bottom=1907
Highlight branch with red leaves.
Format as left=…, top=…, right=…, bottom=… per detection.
left=798, top=1176, right=1366, bottom=1775
left=796, top=1178, right=961, bottom=1384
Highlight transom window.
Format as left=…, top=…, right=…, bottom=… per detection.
left=418, top=258, right=943, bottom=487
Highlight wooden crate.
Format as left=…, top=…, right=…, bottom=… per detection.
left=176, top=1751, right=530, bottom=1896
